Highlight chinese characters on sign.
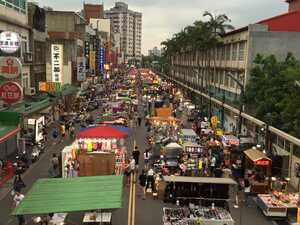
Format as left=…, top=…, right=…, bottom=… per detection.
left=0, top=81, right=23, bottom=104
left=0, top=31, right=20, bottom=54
left=0, top=57, right=22, bottom=79
left=39, top=82, right=61, bottom=92
left=89, top=51, right=96, bottom=73
left=77, top=57, right=86, bottom=82
left=98, top=47, right=105, bottom=74
left=51, top=44, right=63, bottom=83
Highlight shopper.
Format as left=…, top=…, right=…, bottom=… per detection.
left=13, top=175, right=26, bottom=194
left=13, top=192, right=25, bottom=225
left=132, top=146, right=140, bottom=167
left=139, top=170, right=147, bottom=200
left=244, top=178, right=251, bottom=206
left=143, top=149, right=151, bottom=169
left=146, top=167, right=155, bottom=192
left=210, top=155, right=216, bottom=175
left=137, top=117, right=142, bottom=127
left=51, top=154, right=59, bottom=168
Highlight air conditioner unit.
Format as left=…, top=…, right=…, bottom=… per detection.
left=25, top=87, right=36, bottom=96
left=23, top=52, right=33, bottom=63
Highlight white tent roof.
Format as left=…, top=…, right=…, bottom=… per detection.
left=165, top=142, right=182, bottom=149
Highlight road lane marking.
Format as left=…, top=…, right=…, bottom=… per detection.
left=127, top=172, right=133, bottom=225
left=132, top=172, right=136, bottom=225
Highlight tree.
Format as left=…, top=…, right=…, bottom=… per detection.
left=244, top=53, right=300, bottom=138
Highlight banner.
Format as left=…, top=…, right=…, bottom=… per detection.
left=98, top=47, right=104, bottom=73
left=77, top=57, right=86, bottom=82
left=51, top=44, right=63, bottom=83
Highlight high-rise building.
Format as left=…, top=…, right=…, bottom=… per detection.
left=148, top=47, right=161, bottom=57
left=105, top=2, right=142, bottom=63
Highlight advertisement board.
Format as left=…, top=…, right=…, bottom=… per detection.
left=0, top=81, right=23, bottom=104
left=0, top=31, right=20, bottom=54
left=89, top=51, right=96, bottom=73
left=51, top=44, right=63, bottom=83
left=39, top=82, right=62, bottom=92
left=0, top=57, right=22, bottom=79
left=77, top=57, right=86, bottom=82
left=98, top=47, right=104, bottom=73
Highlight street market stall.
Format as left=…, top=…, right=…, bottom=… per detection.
left=161, top=176, right=237, bottom=225
left=257, top=192, right=299, bottom=217
left=75, top=126, right=130, bottom=176
left=13, top=176, right=123, bottom=225
left=221, top=135, right=240, bottom=148
left=244, top=148, right=272, bottom=194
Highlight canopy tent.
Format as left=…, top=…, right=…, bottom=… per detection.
left=181, top=129, right=197, bottom=137
left=149, top=116, right=180, bottom=122
left=76, top=126, right=128, bottom=139
left=109, top=125, right=132, bottom=135
left=165, top=142, right=182, bottom=149
left=13, top=176, right=123, bottom=215
left=163, top=176, right=237, bottom=185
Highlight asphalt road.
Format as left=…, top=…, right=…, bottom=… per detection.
left=0, top=112, right=276, bottom=225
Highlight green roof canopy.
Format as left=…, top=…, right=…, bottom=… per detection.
left=13, top=176, right=123, bottom=215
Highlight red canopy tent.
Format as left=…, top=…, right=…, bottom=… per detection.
left=76, top=126, right=128, bottom=139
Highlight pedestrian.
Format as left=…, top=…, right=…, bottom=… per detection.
left=60, top=123, right=66, bottom=138
left=143, top=149, right=151, bottom=170
left=124, top=157, right=136, bottom=186
left=244, top=178, right=251, bottom=206
left=137, top=117, right=142, bottom=127
left=132, top=146, right=140, bottom=167
left=146, top=167, right=155, bottom=193
left=69, top=125, right=75, bottom=139
left=65, top=121, right=70, bottom=135
left=42, top=127, right=47, bottom=143
left=52, top=127, right=59, bottom=141
left=48, top=164, right=60, bottom=178
left=13, top=175, right=26, bottom=194
left=139, top=169, right=147, bottom=200
left=210, top=155, right=216, bottom=175
left=51, top=153, right=59, bottom=168
left=13, top=191, right=25, bottom=225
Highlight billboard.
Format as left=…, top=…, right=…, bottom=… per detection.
left=89, top=51, right=96, bottom=73
left=39, top=82, right=62, bottom=92
left=51, top=44, right=63, bottom=83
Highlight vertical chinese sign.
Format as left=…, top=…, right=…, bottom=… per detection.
left=51, top=44, right=63, bottom=83
left=98, top=47, right=105, bottom=74
left=77, top=57, right=86, bottom=82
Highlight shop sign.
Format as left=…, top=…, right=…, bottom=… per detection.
left=255, top=160, right=270, bottom=166
left=0, top=57, right=22, bottom=79
left=39, top=82, right=61, bottom=92
left=0, top=31, right=20, bottom=54
left=35, top=116, right=45, bottom=142
left=51, top=44, right=63, bottom=83
left=98, top=47, right=104, bottom=73
left=77, top=57, right=86, bottom=82
left=28, top=118, right=36, bottom=125
left=0, top=81, right=23, bottom=104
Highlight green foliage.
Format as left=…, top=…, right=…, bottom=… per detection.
left=245, top=53, right=300, bottom=137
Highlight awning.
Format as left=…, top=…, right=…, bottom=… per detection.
left=0, top=125, right=20, bottom=143
left=244, top=149, right=271, bottom=162
left=181, top=129, right=197, bottom=137
left=76, top=126, right=128, bottom=139
left=163, top=176, right=237, bottom=185
left=13, top=176, right=123, bottom=215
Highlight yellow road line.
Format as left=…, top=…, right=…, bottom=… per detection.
left=132, top=173, right=136, bottom=225
left=127, top=173, right=133, bottom=225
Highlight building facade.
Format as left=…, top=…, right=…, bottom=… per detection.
left=84, top=3, right=104, bottom=21
left=105, top=2, right=142, bottom=63
left=166, top=0, right=300, bottom=190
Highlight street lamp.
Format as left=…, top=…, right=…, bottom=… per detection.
left=226, top=72, right=245, bottom=135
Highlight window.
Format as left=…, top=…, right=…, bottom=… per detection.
left=232, top=43, right=238, bottom=61
left=293, top=145, right=300, bottom=158
left=225, top=44, right=231, bottom=61
left=238, top=41, right=246, bottom=61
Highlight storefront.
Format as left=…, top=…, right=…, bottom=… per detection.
left=26, top=116, right=45, bottom=143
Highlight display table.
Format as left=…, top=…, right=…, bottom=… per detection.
left=257, top=194, right=299, bottom=217
left=83, top=212, right=112, bottom=224
left=49, top=213, right=67, bottom=225
left=163, top=207, right=234, bottom=225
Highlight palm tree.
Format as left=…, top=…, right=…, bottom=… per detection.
left=203, top=11, right=234, bottom=98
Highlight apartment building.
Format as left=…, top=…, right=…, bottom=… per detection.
left=168, top=0, right=300, bottom=189
left=105, top=2, right=142, bottom=63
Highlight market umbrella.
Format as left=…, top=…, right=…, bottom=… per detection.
left=76, top=126, right=128, bottom=139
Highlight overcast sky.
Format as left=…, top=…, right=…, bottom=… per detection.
left=36, top=0, right=287, bottom=55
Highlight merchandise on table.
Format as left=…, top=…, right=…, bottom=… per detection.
left=257, top=192, right=299, bottom=217
left=163, top=207, right=234, bottom=225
